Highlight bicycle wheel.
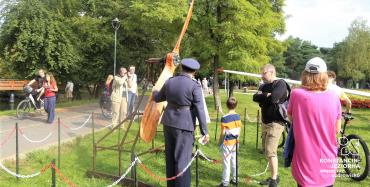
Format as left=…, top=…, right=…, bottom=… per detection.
left=341, top=134, right=369, bottom=181
left=100, top=95, right=112, bottom=119
left=16, top=100, right=31, bottom=119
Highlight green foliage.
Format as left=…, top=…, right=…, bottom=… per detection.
left=188, top=0, right=286, bottom=79
left=335, top=19, right=370, bottom=85
left=0, top=0, right=80, bottom=80
left=282, top=36, right=322, bottom=80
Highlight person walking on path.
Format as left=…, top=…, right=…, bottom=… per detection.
left=65, top=80, right=74, bottom=101
left=153, top=58, right=210, bottom=187
left=202, top=77, right=209, bottom=93
left=43, top=73, right=58, bottom=124
left=253, top=64, right=288, bottom=187
left=111, top=67, right=129, bottom=128
left=288, top=57, right=341, bottom=187
left=127, top=65, right=138, bottom=116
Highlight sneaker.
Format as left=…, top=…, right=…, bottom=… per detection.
left=268, top=178, right=278, bottom=187
left=259, top=176, right=280, bottom=186
left=218, top=183, right=228, bottom=187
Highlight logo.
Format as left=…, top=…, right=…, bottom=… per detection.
left=338, top=137, right=360, bottom=157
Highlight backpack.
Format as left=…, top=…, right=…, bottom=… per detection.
left=275, top=79, right=291, bottom=123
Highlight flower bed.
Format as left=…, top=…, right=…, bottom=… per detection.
left=342, top=99, right=370, bottom=109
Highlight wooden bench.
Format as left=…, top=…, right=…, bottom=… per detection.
left=0, top=80, right=29, bottom=91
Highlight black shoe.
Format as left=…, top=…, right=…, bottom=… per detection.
left=230, top=180, right=237, bottom=185
left=259, top=176, right=280, bottom=186
left=218, top=183, right=228, bottom=187
left=268, top=179, right=278, bottom=187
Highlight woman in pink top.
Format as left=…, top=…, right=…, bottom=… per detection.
left=288, top=57, right=342, bottom=187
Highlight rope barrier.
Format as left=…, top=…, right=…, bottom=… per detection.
left=0, top=127, right=16, bottom=148
left=107, top=157, right=139, bottom=187
left=101, top=124, right=113, bottom=129
left=69, top=114, right=92, bottom=131
left=138, top=150, right=199, bottom=181
left=198, top=145, right=236, bottom=164
left=246, top=113, right=257, bottom=123
left=249, top=162, right=269, bottom=177
left=61, top=114, right=92, bottom=131
left=18, top=127, right=57, bottom=143
left=51, top=163, right=80, bottom=187
left=0, top=161, right=51, bottom=178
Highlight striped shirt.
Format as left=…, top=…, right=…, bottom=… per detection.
left=221, top=113, right=241, bottom=146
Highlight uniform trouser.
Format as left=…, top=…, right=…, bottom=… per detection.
left=221, top=145, right=236, bottom=185
left=111, top=98, right=127, bottom=127
left=127, top=92, right=136, bottom=116
left=44, top=96, right=56, bottom=124
left=164, top=125, right=194, bottom=187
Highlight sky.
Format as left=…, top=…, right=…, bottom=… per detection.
left=278, top=0, right=370, bottom=48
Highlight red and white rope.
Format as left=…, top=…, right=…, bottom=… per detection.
left=19, top=128, right=54, bottom=143
left=68, top=114, right=92, bottom=131
left=107, top=157, right=139, bottom=187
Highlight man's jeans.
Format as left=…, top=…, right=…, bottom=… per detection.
left=127, top=91, right=136, bottom=116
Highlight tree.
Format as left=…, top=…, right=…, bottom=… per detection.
left=283, top=36, right=322, bottom=80
left=335, top=19, right=370, bottom=87
left=186, top=0, right=286, bottom=111
left=0, top=0, right=80, bottom=80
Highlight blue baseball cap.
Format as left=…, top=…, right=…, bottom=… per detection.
left=181, top=58, right=200, bottom=70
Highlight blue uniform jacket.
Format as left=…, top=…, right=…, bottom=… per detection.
left=153, top=73, right=208, bottom=135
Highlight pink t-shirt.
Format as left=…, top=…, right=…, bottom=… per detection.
left=288, top=88, right=341, bottom=187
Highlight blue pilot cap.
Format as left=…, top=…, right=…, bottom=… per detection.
left=181, top=58, right=200, bottom=70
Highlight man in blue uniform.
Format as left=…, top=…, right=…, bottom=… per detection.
left=153, top=58, right=210, bottom=187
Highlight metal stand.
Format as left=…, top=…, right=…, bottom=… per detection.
left=87, top=58, right=166, bottom=186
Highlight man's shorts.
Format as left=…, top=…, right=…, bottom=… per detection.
left=262, top=122, right=285, bottom=158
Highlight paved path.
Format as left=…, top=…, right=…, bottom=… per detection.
left=0, top=97, right=149, bottom=161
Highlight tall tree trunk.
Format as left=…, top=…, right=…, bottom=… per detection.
left=213, top=54, right=222, bottom=112
left=212, top=3, right=222, bottom=113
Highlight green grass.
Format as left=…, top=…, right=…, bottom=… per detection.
left=0, top=92, right=369, bottom=186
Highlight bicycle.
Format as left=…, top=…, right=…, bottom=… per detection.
left=16, top=86, right=45, bottom=119
left=100, top=89, right=112, bottom=119
left=337, top=112, right=369, bottom=181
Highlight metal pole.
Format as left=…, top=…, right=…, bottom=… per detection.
left=224, top=72, right=226, bottom=94
left=114, top=29, right=117, bottom=76
left=196, top=145, right=199, bottom=187
left=236, top=143, right=238, bottom=187
left=92, top=112, right=96, bottom=171
left=118, top=139, right=122, bottom=176
left=51, top=159, right=56, bottom=187
left=214, top=106, right=219, bottom=141
left=256, top=110, right=260, bottom=149
left=15, top=123, right=19, bottom=180
left=152, top=138, right=154, bottom=149
left=131, top=153, right=137, bottom=187
left=58, top=118, right=61, bottom=169
left=243, top=107, right=247, bottom=145
left=227, top=73, right=230, bottom=97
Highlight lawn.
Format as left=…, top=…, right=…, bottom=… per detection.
left=0, top=92, right=369, bottom=187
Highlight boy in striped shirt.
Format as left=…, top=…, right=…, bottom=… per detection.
left=218, top=97, right=242, bottom=187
